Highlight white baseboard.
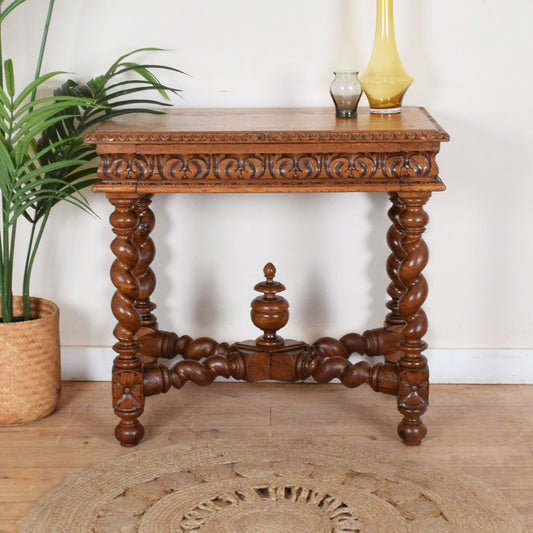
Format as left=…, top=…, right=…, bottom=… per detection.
left=424, top=348, right=533, bottom=384
left=61, top=346, right=114, bottom=382
left=60, top=347, right=533, bottom=384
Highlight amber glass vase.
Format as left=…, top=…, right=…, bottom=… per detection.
left=359, top=0, right=413, bottom=114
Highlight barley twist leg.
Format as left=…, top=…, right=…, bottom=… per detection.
left=133, top=194, right=157, bottom=332
left=396, top=192, right=431, bottom=446
left=109, top=195, right=144, bottom=447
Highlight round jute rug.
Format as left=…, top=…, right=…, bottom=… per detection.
left=18, top=438, right=525, bottom=533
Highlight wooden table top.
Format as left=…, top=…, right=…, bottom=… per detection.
left=88, top=107, right=448, bottom=194
left=85, top=107, right=449, bottom=146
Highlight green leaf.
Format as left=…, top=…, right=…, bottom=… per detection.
left=0, top=141, right=16, bottom=182
left=0, top=86, right=10, bottom=108
left=4, top=59, right=15, bottom=97
left=12, top=112, right=82, bottom=147
left=61, top=144, right=96, bottom=162
left=0, top=103, right=9, bottom=120
left=103, top=83, right=181, bottom=102
left=0, top=0, right=28, bottom=24
left=9, top=168, right=90, bottom=219
left=58, top=166, right=98, bottom=182
left=11, top=192, right=92, bottom=223
left=113, top=64, right=187, bottom=80
left=86, top=75, right=106, bottom=98
left=105, top=98, right=173, bottom=109
left=14, top=159, right=85, bottom=187
left=13, top=102, right=77, bottom=132
left=104, top=47, right=167, bottom=77
left=0, top=117, right=9, bottom=136
left=13, top=71, right=73, bottom=108
left=13, top=94, right=95, bottom=122
left=16, top=138, right=78, bottom=175
left=82, top=107, right=164, bottom=131
left=120, top=63, right=169, bottom=100
left=38, top=180, right=96, bottom=213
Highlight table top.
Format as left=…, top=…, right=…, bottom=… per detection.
left=88, top=107, right=448, bottom=194
left=86, top=107, right=449, bottom=146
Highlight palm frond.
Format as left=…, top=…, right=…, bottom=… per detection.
left=0, top=0, right=28, bottom=24
left=0, top=21, right=184, bottom=319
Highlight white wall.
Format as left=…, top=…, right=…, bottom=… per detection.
left=4, top=0, right=533, bottom=380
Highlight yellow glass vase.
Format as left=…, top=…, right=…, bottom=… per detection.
left=359, top=0, right=413, bottom=114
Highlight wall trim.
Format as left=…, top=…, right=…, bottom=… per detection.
left=60, top=347, right=533, bottom=384
left=423, top=348, right=533, bottom=384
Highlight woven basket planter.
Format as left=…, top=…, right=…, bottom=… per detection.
left=0, top=297, right=61, bottom=425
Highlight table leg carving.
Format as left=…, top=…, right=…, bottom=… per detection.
left=109, top=195, right=144, bottom=447
left=312, top=329, right=402, bottom=359
left=386, top=193, right=407, bottom=330
left=144, top=351, right=246, bottom=396
left=142, top=346, right=400, bottom=396
left=396, top=192, right=431, bottom=446
left=142, top=335, right=237, bottom=396
left=133, top=194, right=158, bottom=331
left=139, top=332, right=230, bottom=361
left=297, top=348, right=399, bottom=394
left=382, top=193, right=408, bottom=364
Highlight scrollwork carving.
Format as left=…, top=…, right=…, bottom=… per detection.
left=98, top=152, right=438, bottom=184
left=157, top=154, right=210, bottom=180
left=382, top=153, right=434, bottom=178
left=325, top=154, right=377, bottom=179
left=269, top=154, right=322, bottom=179
left=100, top=154, right=153, bottom=181
left=215, top=154, right=266, bottom=180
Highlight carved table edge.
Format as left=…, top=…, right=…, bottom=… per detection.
left=93, top=181, right=446, bottom=194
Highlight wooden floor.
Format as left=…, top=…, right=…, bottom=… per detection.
left=0, top=382, right=532, bottom=532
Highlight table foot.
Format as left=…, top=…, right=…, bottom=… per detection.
left=115, top=419, right=145, bottom=447
left=398, top=417, right=427, bottom=446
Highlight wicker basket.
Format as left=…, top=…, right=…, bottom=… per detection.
left=0, top=297, right=61, bottom=425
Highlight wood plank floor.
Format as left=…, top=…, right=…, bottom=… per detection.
left=0, top=382, right=532, bottom=532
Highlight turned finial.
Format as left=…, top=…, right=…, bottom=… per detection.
left=251, top=263, right=289, bottom=347
left=264, top=262, right=276, bottom=281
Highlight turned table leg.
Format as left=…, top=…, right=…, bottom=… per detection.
left=383, top=193, right=407, bottom=364
left=133, top=194, right=158, bottom=332
left=385, top=193, right=407, bottom=332
left=396, top=192, right=431, bottom=446
left=108, top=195, right=145, bottom=447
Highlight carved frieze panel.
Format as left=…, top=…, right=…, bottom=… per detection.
left=99, top=151, right=439, bottom=183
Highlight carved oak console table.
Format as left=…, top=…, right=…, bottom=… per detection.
left=86, top=107, right=449, bottom=447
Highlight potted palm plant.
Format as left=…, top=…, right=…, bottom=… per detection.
left=0, top=0, right=183, bottom=424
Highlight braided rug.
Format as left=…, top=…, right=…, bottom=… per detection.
left=18, top=438, right=525, bottom=532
